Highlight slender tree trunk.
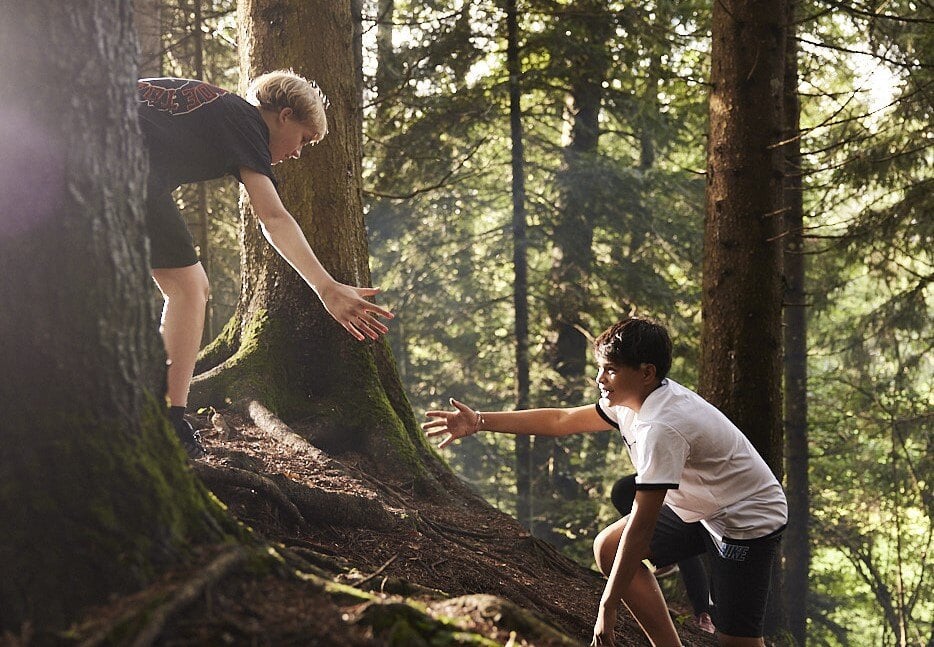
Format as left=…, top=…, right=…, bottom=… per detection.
left=535, top=0, right=612, bottom=539
left=506, top=0, right=532, bottom=530
left=191, top=0, right=215, bottom=341
left=782, top=3, right=809, bottom=642
left=701, top=0, right=788, bottom=636
left=0, top=0, right=226, bottom=631
left=191, top=0, right=438, bottom=484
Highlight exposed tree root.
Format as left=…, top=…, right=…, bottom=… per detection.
left=78, top=546, right=249, bottom=647
left=192, top=462, right=309, bottom=531
left=245, top=400, right=401, bottom=529
left=355, top=600, right=501, bottom=647
left=130, top=547, right=249, bottom=647
left=432, top=594, right=580, bottom=647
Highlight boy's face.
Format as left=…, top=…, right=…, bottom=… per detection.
left=595, top=357, right=657, bottom=410
left=268, top=108, right=322, bottom=164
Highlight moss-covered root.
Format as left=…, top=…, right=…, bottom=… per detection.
left=432, top=595, right=581, bottom=646
left=356, top=601, right=501, bottom=647
left=73, top=546, right=251, bottom=647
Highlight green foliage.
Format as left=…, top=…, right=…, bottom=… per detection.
left=797, top=2, right=933, bottom=643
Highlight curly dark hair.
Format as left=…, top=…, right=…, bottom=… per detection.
left=594, top=317, right=672, bottom=380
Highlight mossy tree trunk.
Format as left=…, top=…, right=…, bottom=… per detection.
left=700, top=0, right=788, bottom=636
left=0, top=1, right=228, bottom=633
left=192, top=0, right=438, bottom=484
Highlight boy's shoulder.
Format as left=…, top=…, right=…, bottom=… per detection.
left=638, top=379, right=738, bottom=436
left=137, top=78, right=257, bottom=122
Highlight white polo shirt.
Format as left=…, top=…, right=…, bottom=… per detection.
left=597, top=378, right=787, bottom=541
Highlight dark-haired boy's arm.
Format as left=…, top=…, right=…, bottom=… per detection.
left=423, top=400, right=610, bottom=448
left=592, top=489, right=669, bottom=646
left=240, top=168, right=393, bottom=340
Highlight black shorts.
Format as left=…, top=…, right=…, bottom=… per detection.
left=648, top=505, right=783, bottom=638
left=145, top=192, right=199, bottom=269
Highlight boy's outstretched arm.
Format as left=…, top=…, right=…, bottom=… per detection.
left=240, top=168, right=393, bottom=341
left=422, top=398, right=609, bottom=448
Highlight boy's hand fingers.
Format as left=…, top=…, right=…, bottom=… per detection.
left=362, top=315, right=390, bottom=335
left=449, top=398, right=472, bottom=413
left=355, top=288, right=395, bottom=320
left=425, top=428, right=448, bottom=438
left=344, top=321, right=365, bottom=341
left=421, top=418, right=449, bottom=430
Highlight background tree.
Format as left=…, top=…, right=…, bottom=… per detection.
left=0, top=0, right=228, bottom=631
left=782, top=0, right=809, bottom=642
left=700, top=0, right=789, bottom=635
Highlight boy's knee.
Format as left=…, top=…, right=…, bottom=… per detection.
left=593, top=524, right=623, bottom=577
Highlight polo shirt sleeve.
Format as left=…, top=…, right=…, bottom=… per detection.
left=634, top=423, right=688, bottom=490
left=595, top=399, right=619, bottom=429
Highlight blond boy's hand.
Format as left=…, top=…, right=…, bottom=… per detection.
left=422, top=398, right=481, bottom=448
left=318, top=281, right=393, bottom=341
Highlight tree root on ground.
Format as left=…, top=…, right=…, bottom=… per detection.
left=78, top=546, right=249, bottom=647
left=432, top=594, right=580, bottom=646
left=192, top=462, right=309, bottom=532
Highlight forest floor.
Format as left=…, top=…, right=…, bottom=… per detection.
left=64, top=409, right=718, bottom=647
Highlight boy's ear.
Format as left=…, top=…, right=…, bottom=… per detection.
left=279, top=107, right=293, bottom=122
left=641, top=363, right=657, bottom=382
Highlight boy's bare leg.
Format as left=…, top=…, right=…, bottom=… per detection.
left=622, top=567, right=682, bottom=646
left=152, top=263, right=209, bottom=408
left=594, top=519, right=682, bottom=646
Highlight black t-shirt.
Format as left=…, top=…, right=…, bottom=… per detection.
left=137, top=78, right=276, bottom=195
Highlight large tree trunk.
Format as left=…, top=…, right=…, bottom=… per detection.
left=0, top=1, right=227, bottom=632
left=192, top=0, right=437, bottom=484
left=700, top=0, right=788, bottom=636
left=700, top=0, right=787, bottom=473
left=782, top=3, right=809, bottom=643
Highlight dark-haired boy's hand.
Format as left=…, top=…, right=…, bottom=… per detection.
left=422, top=398, right=481, bottom=448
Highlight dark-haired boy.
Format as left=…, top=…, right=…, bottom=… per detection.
left=423, top=317, right=786, bottom=647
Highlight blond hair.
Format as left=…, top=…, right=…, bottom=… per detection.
left=247, top=69, right=329, bottom=137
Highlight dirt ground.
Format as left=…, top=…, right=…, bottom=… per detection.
left=66, top=409, right=718, bottom=647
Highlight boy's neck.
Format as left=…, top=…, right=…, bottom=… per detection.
left=630, top=379, right=664, bottom=413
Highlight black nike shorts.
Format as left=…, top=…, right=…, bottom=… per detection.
left=647, top=505, right=784, bottom=638
left=145, top=192, right=199, bottom=269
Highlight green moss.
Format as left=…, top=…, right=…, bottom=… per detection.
left=189, top=308, right=437, bottom=485
left=0, top=393, right=236, bottom=630
left=195, top=311, right=241, bottom=373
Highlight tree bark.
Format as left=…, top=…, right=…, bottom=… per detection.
left=701, top=0, right=788, bottom=636
left=782, top=2, right=809, bottom=643
left=134, top=0, right=163, bottom=76
left=700, top=0, right=787, bottom=473
left=192, top=0, right=438, bottom=485
left=0, top=0, right=227, bottom=631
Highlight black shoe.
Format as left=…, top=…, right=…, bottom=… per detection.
left=172, top=418, right=206, bottom=459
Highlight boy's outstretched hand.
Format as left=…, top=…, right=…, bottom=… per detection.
left=422, top=398, right=480, bottom=448
left=318, top=282, right=393, bottom=341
